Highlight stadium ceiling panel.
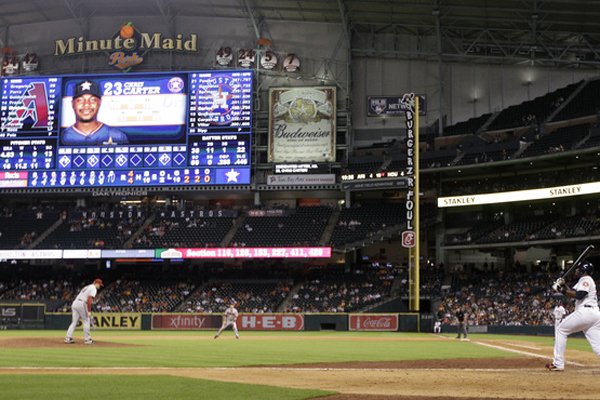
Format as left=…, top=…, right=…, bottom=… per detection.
left=2, top=0, right=600, bottom=68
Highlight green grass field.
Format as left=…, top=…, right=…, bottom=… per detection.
left=0, top=330, right=593, bottom=399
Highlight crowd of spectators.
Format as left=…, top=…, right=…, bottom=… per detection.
left=0, top=262, right=586, bottom=328
left=438, top=270, right=561, bottom=326
left=0, top=267, right=399, bottom=314
left=39, top=206, right=146, bottom=249
left=441, top=166, right=600, bottom=197
left=178, top=281, right=291, bottom=313
left=0, top=205, right=61, bottom=249
left=95, top=280, right=196, bottom=313
left=447, top=210, right=600, bottom=246
left=0, top=279, right=80, bottom=311
left=287, top=268, right=395, bottom=313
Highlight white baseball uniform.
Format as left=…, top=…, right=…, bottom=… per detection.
left=433, top=320, right=442, bottom=333
left=65, top=283, right=97, bottom=343
left=552, top=275, right=600, bottom=369
left=215, top=306, right=239, bottom=338
left=553, top=305, right=566, bottom=327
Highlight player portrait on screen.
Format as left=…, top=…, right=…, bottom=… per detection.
left=61, top=80, right=129, bottom=146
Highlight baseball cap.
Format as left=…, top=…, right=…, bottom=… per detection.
left=93, top=278, right=104, bottom=287
left=73, top=80, right=102, bottom=99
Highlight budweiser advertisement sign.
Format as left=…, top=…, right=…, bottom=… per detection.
left=349, top=314, right=398, bottom=331
left=268, top=86, right=336, bottom=163
left=239, top=314, right=304, bottom=331
left=151, top=314, right=221, bottom=330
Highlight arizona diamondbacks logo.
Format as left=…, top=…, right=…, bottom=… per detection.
left=1, top=82, right=50, bottom=131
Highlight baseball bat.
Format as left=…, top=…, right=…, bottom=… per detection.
left=558, top=244, right=595, bottom=280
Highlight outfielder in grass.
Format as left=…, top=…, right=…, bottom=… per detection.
left=64, top=278, right=103, bottom=345
left=214, top=303, right=240, bottom=339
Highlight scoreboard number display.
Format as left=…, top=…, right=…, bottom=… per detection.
left=0, top=70, right=252, bottom=189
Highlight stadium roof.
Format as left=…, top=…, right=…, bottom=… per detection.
left=3, top=0, right=600, bottom=68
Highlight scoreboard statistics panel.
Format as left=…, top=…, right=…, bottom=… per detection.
left=0, top=70, right=252, bottom=189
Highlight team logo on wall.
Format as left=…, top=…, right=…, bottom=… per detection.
left=282, top=53, right=300, bottom=72
left=260, top=51, right=278, bottom=70
left=21, top=53, right=39, bottom=72
left=195, top=74, right=240, bottom=125
left=107, top=22, right=144, bottom=71
left=402, top=231, right=415, bottom=248
left=238, top=49, right=256, bottom=68
left=369, top=98, right=388, bottom=115
left=216, top=46, right=233, bottom=67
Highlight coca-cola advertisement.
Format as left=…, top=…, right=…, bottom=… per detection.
left=349, top=314, right=398, bottom=331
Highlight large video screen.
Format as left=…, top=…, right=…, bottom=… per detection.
left=0, top=70, right=252, bottom=189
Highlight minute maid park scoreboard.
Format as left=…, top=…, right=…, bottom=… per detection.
left=0, top=70, right=252, bottom=190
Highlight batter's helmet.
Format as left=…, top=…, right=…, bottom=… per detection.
left=578, top=261, right=594, bottom=275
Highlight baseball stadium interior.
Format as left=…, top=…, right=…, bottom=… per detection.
left=2, top=0, right=600, bottom=337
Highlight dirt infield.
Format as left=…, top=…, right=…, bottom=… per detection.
left=2, top=336, right=600, bottom=399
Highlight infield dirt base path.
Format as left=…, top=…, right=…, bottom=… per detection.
left=2, top=336, right=600, bottom=399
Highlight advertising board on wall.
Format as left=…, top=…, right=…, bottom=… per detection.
left=348, top=314, right=398, bottom=331
left=266, top=174, right=336, bottom=186
left=268, top=87, right=336, bottom=163
left=151, top=314, right=222, bottom=330
left=88, top=313, right=141, bottom=330
left=239, top=314, right=304, bottom=331
left=367, top=95, right=427, bottom=117
left=150, top=313, right=304, bottom=331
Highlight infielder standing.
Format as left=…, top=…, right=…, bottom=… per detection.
left=64, top=278, right=103, bottom=344
left=547, top=262, right=600, bottom=371
left=214, top=303, right=240, bottom=339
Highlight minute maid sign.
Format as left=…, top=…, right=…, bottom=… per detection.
left=54, top=22, right=198, bottom=71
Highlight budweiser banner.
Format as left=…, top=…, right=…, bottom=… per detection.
left=348, top=314, right=398, bottom=331
left=152, top=314, right=222, bottom=330
left=268, top=87, right=336, bottom=163
left=239, top=314, right=304, bottom=331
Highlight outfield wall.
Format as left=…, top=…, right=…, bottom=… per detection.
left=35, top=309, right=420, bottom=332
left=0, top=305, right=556, bottom=335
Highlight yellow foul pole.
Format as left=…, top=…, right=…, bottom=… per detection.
left=407, top=97, right=420, bottom=312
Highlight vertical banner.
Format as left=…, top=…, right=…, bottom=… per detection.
left=400, top=93, right=420, bottom=312
left=268, top=87, right=336, bottom=162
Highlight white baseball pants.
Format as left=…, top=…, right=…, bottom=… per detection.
left=66, top=300, right=92, bottom=341
left=215, top=321, right=239, bottom=338
left=553, top=307, right=600, bottom=368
